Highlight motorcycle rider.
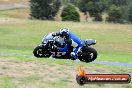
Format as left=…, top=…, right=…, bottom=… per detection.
left=52, top=27, right=84, bottom=60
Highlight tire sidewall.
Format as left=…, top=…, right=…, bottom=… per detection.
left=79, top=47, right=97, bottom=62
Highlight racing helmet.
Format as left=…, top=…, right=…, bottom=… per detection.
left=59, top=28, right=70, bottom=37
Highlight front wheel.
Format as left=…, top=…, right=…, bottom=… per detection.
left=78, top=47, right=97, bottom=63
left=33, top=46, right=51, bottom=58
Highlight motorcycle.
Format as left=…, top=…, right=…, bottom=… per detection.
left=33, top=33, right=97, bottom=63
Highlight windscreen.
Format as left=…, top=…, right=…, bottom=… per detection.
left=42, top=33, right=54, bottom=44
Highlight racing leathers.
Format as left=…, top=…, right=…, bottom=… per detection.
left=52, top=32, right=83, bottom=59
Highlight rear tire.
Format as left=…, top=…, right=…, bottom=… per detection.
left=78, top=47, right=97, bottom=63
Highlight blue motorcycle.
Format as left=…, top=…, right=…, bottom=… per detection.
left=33, top=33, right=97, bottom=63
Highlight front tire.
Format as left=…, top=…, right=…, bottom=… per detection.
left=33, top=46, right=44, bottom=58
left=33, top=46, right=51, bottom=58
left=78, top=47, right=97, bottom=63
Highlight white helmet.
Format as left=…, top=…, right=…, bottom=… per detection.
left=59, top=27, right=70, bottom=36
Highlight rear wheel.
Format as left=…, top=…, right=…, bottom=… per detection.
left=78, top=47, right=97, bottom=63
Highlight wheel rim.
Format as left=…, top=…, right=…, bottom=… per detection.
left=37, top=48, right=43, bottom=57
left=80, top=52, right=94, bottom=62
left=89, top=53, right=94, bottom=59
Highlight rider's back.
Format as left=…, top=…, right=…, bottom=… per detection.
left=69, top=32, right=83, bottom=47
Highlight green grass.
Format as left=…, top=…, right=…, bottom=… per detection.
left=0, top=76, right=17, bottom=88
left=0, top=9, right=132, bottom=88
left=0, top=8, right=29, bottom=19
left=0, top=56, right=132, bottom=88
left=0, top=19, right=132, bottom=62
